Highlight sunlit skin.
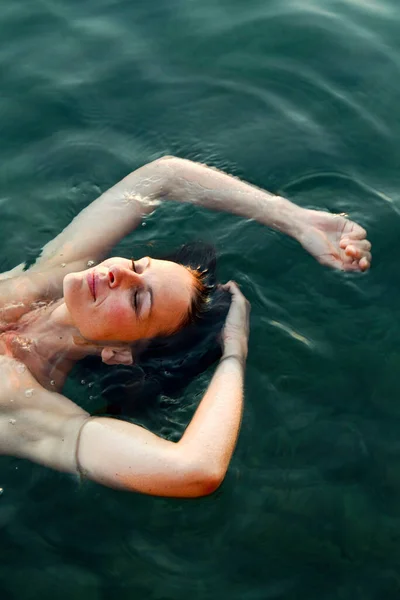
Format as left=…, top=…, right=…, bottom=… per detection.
left=0, top=156, right=374, bottom=497
left=63, top=256, right=196, bottom=342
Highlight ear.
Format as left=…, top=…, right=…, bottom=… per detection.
left=101, top=346, right=134, bottom=366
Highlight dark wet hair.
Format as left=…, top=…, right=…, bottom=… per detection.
left=165, top=243, right=216, bottom=333
left=87, top=242, right=230, bottom=418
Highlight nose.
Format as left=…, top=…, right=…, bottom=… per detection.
left=108, top=265, right=143, bottom=288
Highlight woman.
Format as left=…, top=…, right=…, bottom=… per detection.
left=0, top=156, right=372, bottom=497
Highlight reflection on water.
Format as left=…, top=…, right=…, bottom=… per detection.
left=1, top=0, right=400, bottom=598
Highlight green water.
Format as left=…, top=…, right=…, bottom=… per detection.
left=1, top=0, right=400, bottom=598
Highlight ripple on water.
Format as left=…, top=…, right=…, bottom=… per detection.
left=2, top=0, right=400, bottom=598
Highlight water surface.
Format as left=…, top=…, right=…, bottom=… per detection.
left=1, top=1, right=400, bottom=598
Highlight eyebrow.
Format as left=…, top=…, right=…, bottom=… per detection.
left=148, top=284, right=153, bottom=317
left=133, top=257, right=153, bottom=318
left=145, top=257, right=153, bottom=317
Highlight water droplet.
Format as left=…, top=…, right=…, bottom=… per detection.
left=142, top=222, right=146, bottom=227
left=89, top=396, right=94, bottom=400
left=88, top=382, right=93, bottom=388
left=25, top=389, right=34, bottom=398
left=50, top=380, right=55, bottom=386
left=9, top=419, right=16, bottom=425
left=61, top=263, right=66, bottom=268
left=87, top=260, right=95, bottom=267
left=0, top=488, right=3, bottom=496
left=16, top=363, right=26, bottom=373
left=81, top=379, right=86, bottom=385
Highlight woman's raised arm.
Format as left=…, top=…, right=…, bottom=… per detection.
left=25, top=156, right=371, bottom=274
left=160, top=157, right=372, bottom=271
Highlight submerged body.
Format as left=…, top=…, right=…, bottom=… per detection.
left=0, top=156, right=372, bottom=496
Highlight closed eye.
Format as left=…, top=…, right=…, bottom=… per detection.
left=130, top=259, right=141, bottom=315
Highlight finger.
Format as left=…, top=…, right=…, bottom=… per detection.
left=356, top=239, right=372, bottom=251
left=340, top=238, right=371, bottom=251
left=225, top=286, right=249, bottom=315
left=345, top=245, right=372, bottom=263
left=220, top=280, right=238, bottom=292
left=342, top=256, right=371, bottom=272
left=342, top=251, right=355, bottom=264
left=342, top=260, right=364, bottom=272
left=320, top=250, right=371, bottom=272
left=348, top=224, right=368, bottom=240
left=345, top=244, right=366, bottom=259
left=344, top=246, right=372, bottom=263
left=345, top=244, right=359, bottom=258
left=359, top=256, right=371, bottom=271
left=221, top=281, right=246, bottom=301
left=362, top=251, right=372, bottom=263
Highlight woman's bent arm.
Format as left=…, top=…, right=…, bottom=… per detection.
left=78, top=345, right=245, bottom=497
left=27, top=156, right=371, bottom=273
left=1, top=284, right=249, bottom=497
left=78, top=282, right=249, bottom=496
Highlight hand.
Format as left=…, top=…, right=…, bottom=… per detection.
left=297, top=209, right=372, bottom=272
left=221, top=281, right=250, bottom=359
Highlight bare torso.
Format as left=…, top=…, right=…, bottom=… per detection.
left=0, top=264, right=89, bottom=461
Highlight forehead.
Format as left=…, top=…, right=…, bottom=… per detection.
left=147, top=257, right=194, bottom=300
left=141, top=258, right=195, bottom=336
left=149, top=258, right=192, bottom=280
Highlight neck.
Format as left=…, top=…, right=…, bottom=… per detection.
left=17, top=299, right=102, bottom=363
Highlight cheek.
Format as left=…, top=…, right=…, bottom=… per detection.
left=63, top=275, right=77, bottom=308
left=101, top=300, right=135, bottom=337
left=106, top=303, right=127, bottom=324
left=64, top=274, right=87, bottom=318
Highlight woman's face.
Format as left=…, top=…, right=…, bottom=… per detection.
left=63, top=256, right=196, bottom=342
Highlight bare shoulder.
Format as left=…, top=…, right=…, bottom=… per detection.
left=0, top=355, right=48, bottom=400
left=0, top=271, right=54, bottom=322
left=0, top=356, right=89, bottom=473
left=0, top=259, right=84, bottom=323
left=0, top=355, right=37, bottom=398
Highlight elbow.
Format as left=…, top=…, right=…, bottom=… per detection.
left=140, top=155, right=181, bottom=198
left=152, top=155, right=189, bottom=175
left=183, top=459, right=227, bottom=498
left=136, top=155, right=187, bottom=180
left=195, top=471, right=225, bottom=497
left=149, top=155, right=179, bottom=171
left=156, top=154, right=177, bottom=163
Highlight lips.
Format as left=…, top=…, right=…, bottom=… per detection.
left=87, top=272, right=96, bottom=300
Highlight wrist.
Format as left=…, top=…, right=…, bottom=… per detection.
left=259, top=194, right=306, bottom=239
left=219, top=353, right=246, bottom=369
left=223, top=340, right=248, bottom=361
